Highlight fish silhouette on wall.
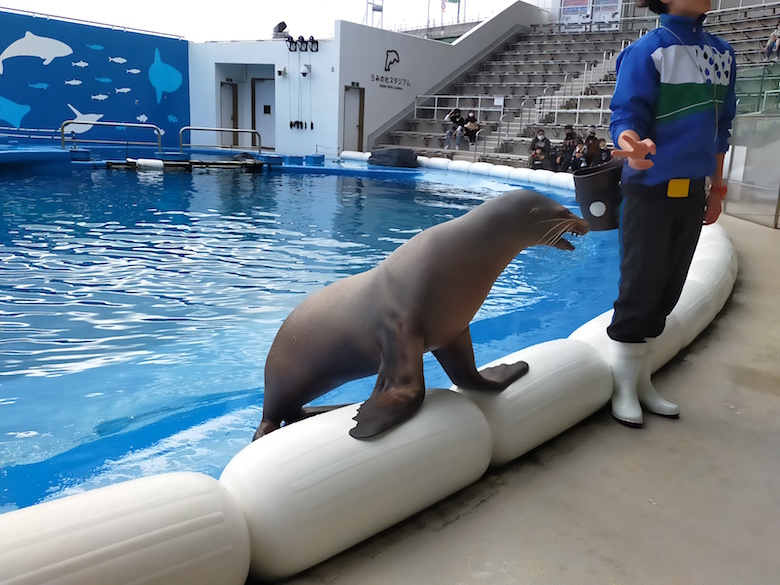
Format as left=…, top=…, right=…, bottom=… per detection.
left=148, top=48, right=182, bottom=104
left=0, top=31, right=73, bottom=74
left=0, top=95, right=31, bottom=128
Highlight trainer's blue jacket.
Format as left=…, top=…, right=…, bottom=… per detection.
left=610, top=13, right=737, bottom=186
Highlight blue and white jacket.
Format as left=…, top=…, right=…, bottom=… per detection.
left=610, top=13, right=737, bottom=186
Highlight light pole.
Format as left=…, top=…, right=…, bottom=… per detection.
left=426, top=0, right=431, bottom=37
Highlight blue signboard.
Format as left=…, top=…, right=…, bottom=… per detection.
left=0, top=10, right=189, bottom=147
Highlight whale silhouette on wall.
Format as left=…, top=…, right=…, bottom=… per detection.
left=0, top=95, right=31, bottom=128
left=63, top=103, right=103, bottom=134
left=0, top=31, right=73, bottom=75
left=148, top=48, right=182, bottom=104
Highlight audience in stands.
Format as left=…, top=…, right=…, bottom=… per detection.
left=530, top=148, right=550, bottom=170
left=526, top=125, right=612, bottom=172
left=564, top=143, right=590, bottom=172
left=583, top=125, right=601, bottom=167
left=597, top=138, right=612, bottom=165
left=761, top=19, right=780, bottom=61
left=443, top=108, right=464, bottom=149
left=553, top=124, right=578, bottom=171
left=528, top=129, right=552, bottom=168
left=462, top=111, right=481, bottom=146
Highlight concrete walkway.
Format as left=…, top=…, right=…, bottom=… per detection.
left=272, top=214, right=779, bottom=585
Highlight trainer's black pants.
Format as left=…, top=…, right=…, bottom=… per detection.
left=607, top=178, right=707, bottom=343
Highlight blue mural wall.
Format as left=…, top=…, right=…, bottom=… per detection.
left=0, top=10, right=189, bottom=148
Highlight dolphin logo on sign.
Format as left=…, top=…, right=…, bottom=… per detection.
left=384, top=50, right=399, bottom=72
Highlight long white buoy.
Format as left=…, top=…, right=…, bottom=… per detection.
left=219, top=390, right=492, bottom=581
left=456, top=338, right=613, bottom=467
left=0, top=472, right=250, bottom=585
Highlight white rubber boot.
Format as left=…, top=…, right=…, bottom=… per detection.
left=638, top=338, right=680, bottom=418
left=609, top=340, right=645, bottom=427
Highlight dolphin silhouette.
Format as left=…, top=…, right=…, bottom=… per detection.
left=148, top=48, right=183, bottom=104
left=0, top=31, right=73, bottom=75
left=0, top=95, right=31, bottom=128
left=63, top=103, right=103, bottom=134
left=384, top=50, right=400, bottom=72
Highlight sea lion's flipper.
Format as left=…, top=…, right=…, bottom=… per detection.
left=350, top=335, right=425, bottom=439
left=434, top=328, right=529, bottom=391
left=299, top=404, right=353, bottom=419
left=478, top=360, right=529, bottom=388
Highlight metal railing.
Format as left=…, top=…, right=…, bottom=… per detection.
left=59, top=120, right=163, bottom=151
left=536, top=94, right=614, bottom=127
left=413, top=95, right=504, bottom=121
left=179, top=127, right=262, bottom=154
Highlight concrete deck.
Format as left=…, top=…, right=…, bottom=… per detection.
left=270, top=213, right=779, bottom=585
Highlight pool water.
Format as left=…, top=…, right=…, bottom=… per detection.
left=0, top=165, right=619, bottom=511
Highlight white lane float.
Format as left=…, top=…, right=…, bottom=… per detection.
left=456, top=338, right=613, bottom=467
left=468, top=161, right=495, bottom=175
left=0, top=473, right=250, bottom=585
left=220, top=390, right=492, bottom=581
left=489, top=165, right=515, bottom=179
left=0, top=165, right=738, bottom=583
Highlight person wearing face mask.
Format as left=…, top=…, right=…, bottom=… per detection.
left=528, top=129, right=551, bottom=169
left=443, top=108, right=464, bottom=149
left=462, top=110, right=481, bottom=146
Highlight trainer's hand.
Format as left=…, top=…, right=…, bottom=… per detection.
left=612, top=134, right=656, bottom=170
left=703, top=185, right=726, bottom=225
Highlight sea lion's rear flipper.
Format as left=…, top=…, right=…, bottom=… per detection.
left=350, top=336, right=425, bottom=439
left=299, top=404, right=353, bottom=419
left=434, top=327, right=529, bottom=391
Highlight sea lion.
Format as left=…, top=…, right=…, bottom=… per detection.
left=254, top=189, right=590, bottom=440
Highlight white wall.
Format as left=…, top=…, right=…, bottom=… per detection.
left=337, top=1, right=549, bottom=150
left=188, top=1, right=549, bottom=156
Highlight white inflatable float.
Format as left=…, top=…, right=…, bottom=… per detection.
left=220, top=390, right=492, bottom=580
left=0, top=156, right=738, bottom=583
left=0, top=473, right=250, bottom=585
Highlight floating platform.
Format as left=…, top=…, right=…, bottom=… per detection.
left=107, top=158, right=267, bottom=172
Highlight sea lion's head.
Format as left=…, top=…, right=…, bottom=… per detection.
left=523, top=192, right=590, bottom=251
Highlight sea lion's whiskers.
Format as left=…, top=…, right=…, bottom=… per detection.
left=535, top=219, right=573, bottom=247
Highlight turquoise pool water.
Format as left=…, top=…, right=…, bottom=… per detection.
left=0, top=164, right=620, bottom=510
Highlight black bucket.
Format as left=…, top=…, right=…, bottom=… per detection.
left=573, top=159, right=623, bottom=231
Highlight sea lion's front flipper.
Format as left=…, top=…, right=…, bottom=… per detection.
left=434, top=327, right=529, bottom=391
left=350, top=335, right=425, bottom=439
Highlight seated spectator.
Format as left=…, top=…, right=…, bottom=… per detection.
left=443, top=108, right=464, bottom=149
left=583, top=126, right=600, bottom=167
left=596, top=138, right=612, bottom=166
left=554, top=124, right=578, bottom=171
left=530, top=148, right=550, bottom=170
left=761, top=19, right=780, bottom=61
left=564, top=143, right=589, bottom=172
left=462, top=111, right=481, bottom=146
left=529, top=129, right=552, bottom=158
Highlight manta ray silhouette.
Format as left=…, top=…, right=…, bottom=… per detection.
left=148, top=48, right=183, bottom=104
left=0, top=95, right=31, bottom=128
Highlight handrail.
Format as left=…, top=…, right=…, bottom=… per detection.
left=179, top=126, right=261, bottom=154
left=413, top=95, right=504, bottom=121
left=60, top=120, right=163, bottom=151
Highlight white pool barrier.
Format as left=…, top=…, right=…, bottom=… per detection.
left=456, top=338, right=613, bottom=467
left=468, top=161, right=494, bottom=175
left=0, top=473, right=250, bottom=585
left=0, top=180, right=738, bottom=583
left=219, top=390, right=492, bottom=581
